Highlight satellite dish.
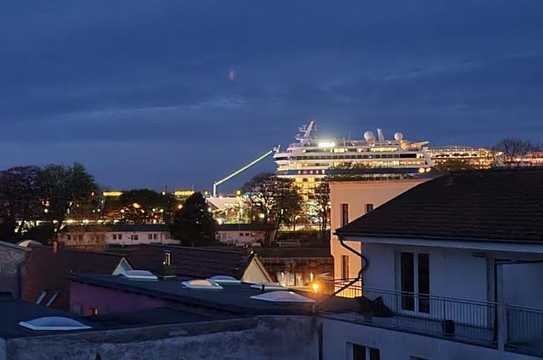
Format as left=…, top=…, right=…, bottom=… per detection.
left=394, top=132, right=404, bottom=141
left=363, top=131, right=375, bottom=142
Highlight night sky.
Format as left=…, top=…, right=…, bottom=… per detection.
left=1, top=1, right=542, bottom=191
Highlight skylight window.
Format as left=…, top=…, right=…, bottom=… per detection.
left=120, top=270, right=158, bottom=281
left=209, top=275, right=241, bottom=284
left=19, top=317, right=92, bottom=331
left=250, top=291, right=315, bottom=303
left=182, top=279, right=223, bottom=290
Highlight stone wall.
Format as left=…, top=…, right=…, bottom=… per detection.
left=5, top=316, right=319, bottom=360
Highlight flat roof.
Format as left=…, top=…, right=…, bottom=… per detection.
left=71, top=274, right=358, bottom=316
left=0, top=297, right=94, bottom=339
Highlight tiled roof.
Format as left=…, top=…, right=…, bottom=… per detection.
left=337, top=168, right=543, bottom=243
left=21, top=246, right=129, bottom=311
left=125, top=245, right=255, bottom=279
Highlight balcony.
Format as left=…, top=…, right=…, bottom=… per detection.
left=323, top=280, right=543, bottom=357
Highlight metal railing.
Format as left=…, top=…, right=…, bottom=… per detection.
left=506, top=305, right=543, bottom=355
left=361, top=288, right=497, bottom=345
left=325, top=280, right=543, bottom=355
left=331, top=278, right=363, bottom=298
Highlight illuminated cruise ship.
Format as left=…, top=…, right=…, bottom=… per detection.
left=274, top=121, right=432, bottom=199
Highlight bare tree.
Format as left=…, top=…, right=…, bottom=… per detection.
left=493, top=138, right=538, bottom=166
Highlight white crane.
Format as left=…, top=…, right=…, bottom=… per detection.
left=212, top=148, right=277, bottom=197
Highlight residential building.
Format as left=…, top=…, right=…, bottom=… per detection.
left=20, top=244, right=132, bottom=311
left=329, top=171, right=432, bottom=293
left=215, top=223, right=274, bottom=246
left=123, top=244, right=274, bottom=284
left=0, top=291, right=320, bottom=360
left=58, top=224, right=178, bottom=249
left=327, top=168, right=543, bottom=359
left=253, top=247, right=333, bottom=290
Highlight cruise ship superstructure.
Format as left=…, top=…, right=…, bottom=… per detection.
left=274, top=121, right=432, bottom=200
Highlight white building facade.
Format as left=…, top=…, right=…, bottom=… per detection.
left=323, top=169, right=543, bottom=359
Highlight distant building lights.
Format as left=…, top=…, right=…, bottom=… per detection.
left=132, top=203, right=141, bottom=209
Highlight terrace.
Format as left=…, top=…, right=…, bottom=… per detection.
left=324, top=280, right=543, bottom=357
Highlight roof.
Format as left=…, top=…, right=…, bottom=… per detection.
left=21, top=246, right=130, bottom=311
left=337, top=168, right=543, bottom=243
left=217, top=223, right=275, bottom=232
left=124, top=245, right=256, bottom=279
left=253, top=247, right=332, bottom=259
left=90, top=307, right=231, bottom=328
left=70, top=273, right=356, bottom=316
left=0, top=297, right=93, bottom=339
left=61, top=224, right=171, bottom=233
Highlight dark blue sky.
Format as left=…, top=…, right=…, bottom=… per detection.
left=1, top=1, right=542, bottom=191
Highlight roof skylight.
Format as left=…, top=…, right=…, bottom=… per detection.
left=120, top=270, right=158, bottom=281
left=182, top=279, right=223, bottom=290
left=250, top=291, right=316, bottom=303
left=209, top=275, right=241, bottom=284
left=19, top=317, right=92, bottom=331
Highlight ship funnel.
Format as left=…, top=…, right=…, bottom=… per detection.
left=377, top=128, right=385, bottom=142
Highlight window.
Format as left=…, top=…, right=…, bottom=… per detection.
left=400, top=252, right=430, bottom=313
left=148, top=234, right=153, bottom=240
left=90, top=307, right=99, bottom=316
left=341, top=203, right=349, bottom=226
left=112, top=234, right=117, bottom=240
left=341, top=255, right=350, bottom=280
left=153, top=233, right=158, bottom=240
left=365, top=203, right=374, bottom=213
left=352, top=344, right=380, bottom=360
left=164, top=251, right=172, bottom=266
left=118, top=234, right=123, bottom=240
left=66, top=235, right=71, bottom=241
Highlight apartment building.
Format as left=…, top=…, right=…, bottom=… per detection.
left=59, top=224, right=178, bottom=249
left=326, top=168, right=543, bottom=359
left=329, top=172, right=432, bottom=292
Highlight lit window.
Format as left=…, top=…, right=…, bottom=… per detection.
left=341, top=204, right=349, bottom=226
left=164, top=251, right=172, bottom=266
left=341, top=255, right=350, bottom=280
left=365, top=203, right=374, bottom=213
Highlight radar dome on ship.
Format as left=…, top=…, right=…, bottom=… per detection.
left=363, top=131, right=375, bottom=142
left=394, top=132, right=404, bottom=141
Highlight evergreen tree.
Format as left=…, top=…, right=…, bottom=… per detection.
left=171, top=192, right=216, bottom=246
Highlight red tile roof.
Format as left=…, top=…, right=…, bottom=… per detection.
left=337, top=168, right=543, bottom=243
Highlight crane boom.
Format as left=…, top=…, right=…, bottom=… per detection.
left=213, top=149, right=276, bottom=197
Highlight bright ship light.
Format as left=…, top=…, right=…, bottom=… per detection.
left=318, top=141, right=336, bottom=148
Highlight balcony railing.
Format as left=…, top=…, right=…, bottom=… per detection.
left=360, top=288, right=498, bottom=346
left=324, top=281, right=543, bottom=356
left=506, top=305, right=543, bottom=356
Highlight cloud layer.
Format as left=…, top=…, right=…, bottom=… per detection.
left=1, top=0, right=542, bottom=189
